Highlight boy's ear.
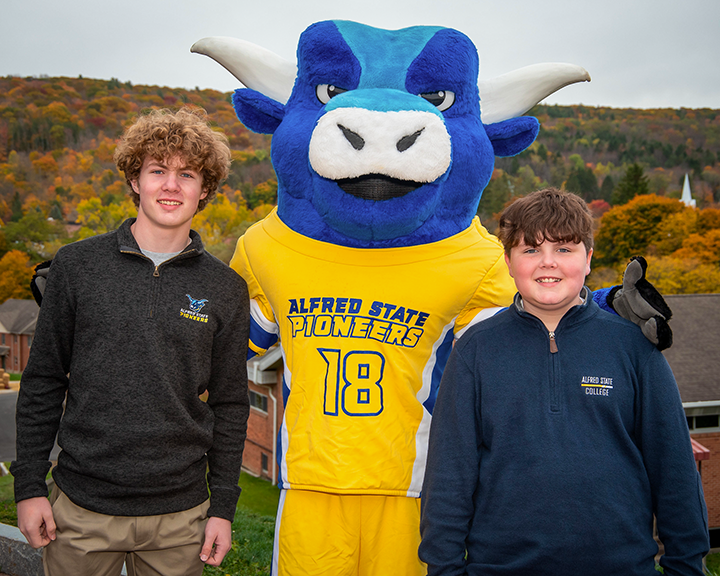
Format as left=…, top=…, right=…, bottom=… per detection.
left=484, top=116, right=540, bottom=158
left=131, top=180, right=139, bottom=194
left=232, top=88, right=286, bottom=134
left=504, top=253, right=514, bottom=278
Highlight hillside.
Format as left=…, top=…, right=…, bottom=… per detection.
left=1, top=75, right=720, bottom=297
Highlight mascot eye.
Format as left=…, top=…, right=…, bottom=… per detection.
left=316, top=84, right=348, bottom=104
left=420, top=90, right=455, bottom=112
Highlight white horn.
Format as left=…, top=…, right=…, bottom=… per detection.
left=191, top=37, right=297, bottom=104
left=479, top=63, right=591, bottom=125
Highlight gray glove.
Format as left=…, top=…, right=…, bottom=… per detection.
left=608, top=256, right=673, bottom=350
left=30, top=260, right=52, bottom=306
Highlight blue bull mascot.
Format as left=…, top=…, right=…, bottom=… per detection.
left=193, top=20, right=672, bottom=576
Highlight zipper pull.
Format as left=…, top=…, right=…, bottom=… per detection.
left=548, top=331, right=558, bottom=353
left=153, top=266, right=160, bottom=277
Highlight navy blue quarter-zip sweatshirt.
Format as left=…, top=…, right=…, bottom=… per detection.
left=12, top=219, right=250, bottom=521
left=419, top=291, right=708, bottom=576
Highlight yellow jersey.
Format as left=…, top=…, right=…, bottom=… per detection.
left=230, top=209, right=514, bottom=496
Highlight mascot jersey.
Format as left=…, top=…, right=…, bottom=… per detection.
left=230, top=209, right=515, bottom=497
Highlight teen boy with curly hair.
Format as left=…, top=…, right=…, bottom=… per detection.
left=419, top=188, right=708, bottom=575
left=12, top=108, right=250, bottom=576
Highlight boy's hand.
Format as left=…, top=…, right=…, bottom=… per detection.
left=200, top=516, right=232, bottom=566
left=609, top=256, right=673, bottom=350
left=17, top=497, right=56, bottom=548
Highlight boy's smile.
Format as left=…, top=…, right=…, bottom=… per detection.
left=505, top=238, right=592, bottom=329
left=131, top=155, right=207, bottom=231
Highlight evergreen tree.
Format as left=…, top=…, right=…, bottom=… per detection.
left=10, top=191, right=23, bottom=222
left=611, top=163, right=649, bottom=206
left=600, top=175, right=615, bottom=203
left=565, top=165, right=599, bottom=200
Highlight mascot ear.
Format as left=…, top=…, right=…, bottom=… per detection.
left=233, top=88, right=286, bottom=134
left=484, top=116, right=540, bottom=158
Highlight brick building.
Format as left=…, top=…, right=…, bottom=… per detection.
left=663, top=293, right=720, bottom=547
left=244, top=346, right=284, bottom=484
left=0, top=299, right=39, bottom=374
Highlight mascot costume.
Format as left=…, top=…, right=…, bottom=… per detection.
left=192, top=20, right=673, bottom=576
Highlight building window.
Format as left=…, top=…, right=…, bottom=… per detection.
left=687, top=414, right=720, bottom=431
left=1, top=334, right=5, bottom=344
left=261, top=453, right=269, bottom=474
left=27, top=335, right=33, bottom=347
left=249, top=390, right=268, bottom=413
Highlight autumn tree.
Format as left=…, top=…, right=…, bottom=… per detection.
left=644, top=255, right=720, bottom=295
left=75, top=197, right=137, bottom=239
left=0, top=250, right=34, bottom=303
left=594, top=194, right=686, bottom=266
left=611, top=163, right=649, bottom=205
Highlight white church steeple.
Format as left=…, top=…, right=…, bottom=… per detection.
left=681, top=173, right=696, bottom=208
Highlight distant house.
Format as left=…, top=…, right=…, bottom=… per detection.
left=663, top=293, right=720, bottom=546
left=244, top=346, right=284, bottom=484
left=0, top=299, right=39, bottom=373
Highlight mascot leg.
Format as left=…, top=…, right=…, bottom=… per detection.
left=273, top=490, right=426, bottom=576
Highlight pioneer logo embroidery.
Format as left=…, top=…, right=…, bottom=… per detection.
left=181, top=294, right=209, bottom=323
left=581, top=375, right=613, bottom=397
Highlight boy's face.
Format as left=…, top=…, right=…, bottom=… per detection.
left=131, top=155, right=207, bottom=233
left=505, top=238, right=592, bottom=322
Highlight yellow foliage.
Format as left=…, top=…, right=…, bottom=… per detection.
left=645, top=255, right=720, bottom=295
left=0, top=250, right=34, bottom=304
left=76, top=197, right=136, bottom=237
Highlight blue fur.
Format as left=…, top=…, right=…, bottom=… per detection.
left=232, top=89, right=284, bottom=134
left=334, top=21, right=442, bottom=90
left=486, top=117, right=540, bottom=157
left=233, top=20, right=542, bottom=247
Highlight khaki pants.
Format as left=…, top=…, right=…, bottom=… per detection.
left=43, top=488, right=209, bottom=576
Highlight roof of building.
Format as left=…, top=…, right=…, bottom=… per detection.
left=0, top=299, right=39, bottom=335
left=663, top=293, right=720, bottom=404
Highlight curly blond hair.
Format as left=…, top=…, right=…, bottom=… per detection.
left=114, top=107, right=231, bottom=212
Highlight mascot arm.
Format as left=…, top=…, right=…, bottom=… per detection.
left=593, top=257, right=673, bottom=351
left=454, top=250, right=516, bottom=339
left=229, top=236, right=279, bottom=359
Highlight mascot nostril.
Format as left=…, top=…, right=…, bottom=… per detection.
left=397, top=128, right=424, bottom=152
left=338, top=124, right=365, bottom=150
left=192, top=17, right=674, bottom=576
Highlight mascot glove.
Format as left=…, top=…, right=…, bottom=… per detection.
left=608, top=256, right=673, bottom=351
left=30, top=260, right=52, bottom=307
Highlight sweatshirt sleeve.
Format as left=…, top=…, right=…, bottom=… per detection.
left=11, top=255, right=74, bottom=502
left=204, top=272, right=251, bottom=521
left=639, top=350, right=709, bottom=575
left=419, top=342, right=480, bottom=576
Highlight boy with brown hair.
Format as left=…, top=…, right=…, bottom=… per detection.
left=419, top=188, right=708, bottom=575
left=12, top=107, right=250, bottom=575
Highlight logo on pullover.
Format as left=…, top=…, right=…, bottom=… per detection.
left=181, top=294, right=209, bottom=323
left=581, top=375, right=613, bottom=397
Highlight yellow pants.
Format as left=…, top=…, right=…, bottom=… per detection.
left=273, top=489, right=427, bottom=576
left=43, top=487, right=209, bottom=576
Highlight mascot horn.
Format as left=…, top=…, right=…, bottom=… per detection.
left=192, top=20, right=673, bottom=576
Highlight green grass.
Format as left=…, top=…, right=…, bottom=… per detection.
left=6, top=372, right=21, bottom=381
left=707, top=552, right=720, bottom=575
left=0, top=464, right=17, bottom=525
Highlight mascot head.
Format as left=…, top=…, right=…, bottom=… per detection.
left=192, top=20, right=589, bottom=247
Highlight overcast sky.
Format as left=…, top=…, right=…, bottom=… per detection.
left=2, top=0, right=719, bottom=110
